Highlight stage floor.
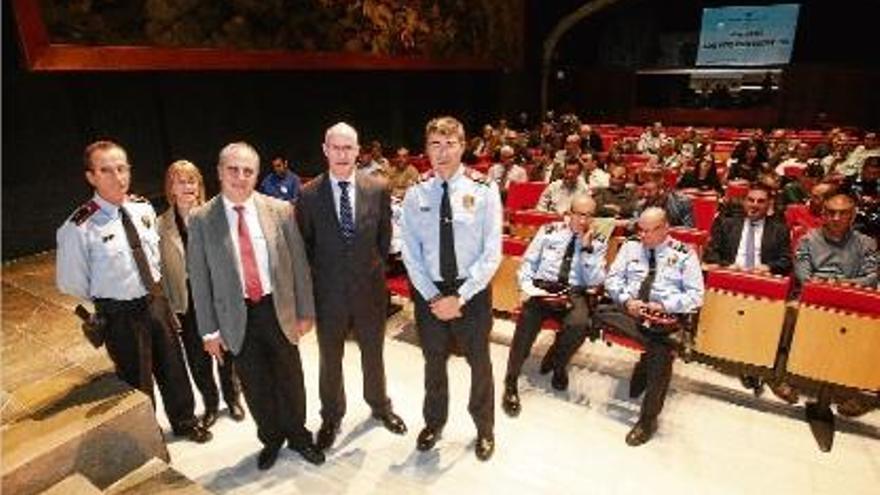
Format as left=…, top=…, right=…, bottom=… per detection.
left=3, top=252, right=878, bottom=494
left=161, top=309, right=880, bottom=495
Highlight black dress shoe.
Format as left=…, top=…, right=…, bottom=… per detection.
left=315, top=421, right=340, bottom=451
left=227, top=401, right=246, bottom=421
left=806, top=401, right=835, bottom=452
left=539, top=351, right=555, bottom=375
left=416, top=426, right=442, bottom=451
left=373, top=411, right=407, bottom=435
left=289, top=441, right=326, bottom=465
left=257, top=444, right=281, bottom=471
left=502, top=385, right=521, bottom=417
left=202, top=409, right=219, bottom=429
left=475, top=434, right=495, bottom=461
left=625, top=418, right=657, bottom=447
left=551, top=368, right=569, bottom=391
left=174, top=423, right=213, bottom=444
left=768, top=381, right=799, bottom=405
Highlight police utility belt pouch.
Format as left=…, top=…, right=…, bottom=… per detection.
left=75, top=304, right=106, bottom=348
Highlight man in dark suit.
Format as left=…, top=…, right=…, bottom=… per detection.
left=188, top=142, right=325, bottom=471
left=702, top=182, right=797, bottom=403
left=296, top=123, right=407, bottom=452
left=703, top=183, right=792, bottom=276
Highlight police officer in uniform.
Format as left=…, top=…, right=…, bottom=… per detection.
left=56, top=140, right=211, bottom=443
left=502, top=194, right=607, bottom=417
left=400, top=116, right=503, bottom=461
left=595, top=207, right=704, bottom=446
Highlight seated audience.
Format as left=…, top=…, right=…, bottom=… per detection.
left=536, top=158, right=590, bottom=215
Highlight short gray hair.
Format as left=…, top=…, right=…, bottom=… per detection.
left=325, top=122, right=359, bottom=144
left=218, top=141, right=260, bottom=170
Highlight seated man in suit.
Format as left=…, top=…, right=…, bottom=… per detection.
left=594, top=207, right=704, bottom=446
left=502, top=194, right=607, bottom=417
left=703, top=183, right=792, bottom=275
left=703, top=183, right=798, bottom=403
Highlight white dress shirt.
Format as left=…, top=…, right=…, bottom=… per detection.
left=222, top=194, right=273, bottom=298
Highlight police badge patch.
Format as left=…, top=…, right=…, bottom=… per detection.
left=462, top=194, right=475, bottom=211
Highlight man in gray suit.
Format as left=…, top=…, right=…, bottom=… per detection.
left=187, top=142, right=324, bottom=471
left=296, top=122, right=407, bottom=452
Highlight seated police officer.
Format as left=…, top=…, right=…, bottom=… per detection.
left=594, top=207, right=704, bottom=446
left=502, top=194, right=607, bottom=417
left=56, top=140, right=211, bottom=443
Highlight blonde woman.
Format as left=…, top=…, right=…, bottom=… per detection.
left=159, top=160, right=244, bottom=427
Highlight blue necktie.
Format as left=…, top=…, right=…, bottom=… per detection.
left=744, top=220, right=756, bottom=269
left=338, top=181, right=355, bottom=243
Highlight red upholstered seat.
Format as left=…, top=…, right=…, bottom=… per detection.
left=502, top=236, right=529, bottom=256
left=691, top=196, right=719, bottom=233
left=725, top=181, right=749, bottom=200
left=799, top=281, right=880, bottom=318
left=603, top=331, right=644, bottom=351
left=508, top=209, right=561, bottom=227
left=506, top=181, right=547, bottom=211
left=705, top=269, right=792, bottom=300
left=782, top=165, right=805, bottom=178
left=387, top=273, right=410, bottom=298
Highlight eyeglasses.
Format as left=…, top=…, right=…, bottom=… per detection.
left=224, top=165, right=256, bottom=178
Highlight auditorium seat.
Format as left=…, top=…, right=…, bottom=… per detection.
left=506, top=181, right=547, bottom=211
left=508, top=209, right=561, bottom=239
left=669, top=227, right=710, bottom=259
left=492, top=236, right=528, bottom=313
left=788, top=281, right=880, bottom=390
left=690, top=195, right=719, bottom=233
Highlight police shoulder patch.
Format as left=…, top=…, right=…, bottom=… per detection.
left=463, top=167, right=490, bottom=186
left=71, top=200, right=100, bottom=226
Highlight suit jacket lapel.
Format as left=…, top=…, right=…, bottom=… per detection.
left=159, top=210, right=184, bottom=256
left=318, top=174, right=344, bottom=241
left=355, top=172, right=369, bottom=240
left=207, top=196, right=241, bottom=284
left=731, top=219, right=745, bottom=260
left=253, top=194, right=280, bottom=275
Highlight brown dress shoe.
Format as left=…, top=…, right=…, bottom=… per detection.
left=768, top=381, right=799, bottom=404
left=625, top=418, right=657, bottom=447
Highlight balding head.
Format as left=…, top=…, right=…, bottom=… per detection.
left=568, top=193, right=596, bottom=233
left=637, top=207, right=669, bottom=248
left=323, top=122, right=360, bottom=179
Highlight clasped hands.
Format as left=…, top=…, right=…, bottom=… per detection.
left=430, top=295, right=463, bottom=321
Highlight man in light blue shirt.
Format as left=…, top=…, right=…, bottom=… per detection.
left=401, top=116, right=503, bottom=461
left=595, top=207, right=704, bottom=447
left=56, top=140, right=210, bottom=444
left=502, top=194, right=607, bottom=417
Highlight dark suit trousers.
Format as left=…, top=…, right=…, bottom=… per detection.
left=505, top=293, right=595, bottom=385
left=234, top=296, right=311, bottom=448
left=316, top=309, right=392, bottom=424
left=99, top=297, right=198, bottom=432
left=413, top=288, right=495, bottom=437
left=593, top=304, right=675, bottom=421
left=178, top=307, right=241, bottom=412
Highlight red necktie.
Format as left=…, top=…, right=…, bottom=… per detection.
left=233, top=205, right=264, bottom=302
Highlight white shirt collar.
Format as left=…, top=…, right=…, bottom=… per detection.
left=222, top=193, right=256, bottom=214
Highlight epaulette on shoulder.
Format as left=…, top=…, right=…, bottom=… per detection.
left=70, top=200, right=100, bottom=226
left=544, top=221, right=565, bottom=234
left=128, top=194, right=150, bottom=204
left=463, top=167, right=490, bottom=186
left=670, top=238, right=690, bottom=254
